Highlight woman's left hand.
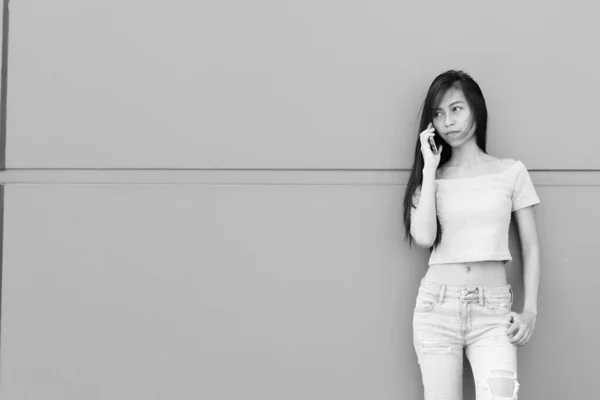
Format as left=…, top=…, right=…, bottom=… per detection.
left=506, top=310, right=537, bottom=347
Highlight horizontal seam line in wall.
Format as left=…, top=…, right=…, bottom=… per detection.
left=2, top=184, right=600, bottom=188
left=1, top=171, right=600, bottom=186
left=3, top=168, right=600, bottom=172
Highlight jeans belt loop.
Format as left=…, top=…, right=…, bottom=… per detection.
left=438, top=285, right=446, bottom=304
left=478, top=286, right=484, bottom=306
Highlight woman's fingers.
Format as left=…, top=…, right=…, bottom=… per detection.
left=514, top=330, right=530, bottom=347
left=506, top=311, right=535, bottom=347
left=420, top=130, right=436, bottom=149
left=517, top=331, right=531, bottom=347
left=510, top=327, right=527, bottom=345
left=419, top=124, right=441, bottom=168
left=420, top=128, right=435, bottom=143
left=421, top=124, right=435, bottom=135
left=420, top=134, right=429, bottom=148
left=506, top=318, right=519, bottom=337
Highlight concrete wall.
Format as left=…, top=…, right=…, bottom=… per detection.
left=1, top=0, right=598, bottom=399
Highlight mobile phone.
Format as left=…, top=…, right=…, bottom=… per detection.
left=428, top=136, right=439, bottom=155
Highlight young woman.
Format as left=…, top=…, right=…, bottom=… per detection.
left=402, top=70, right=541, bottom=400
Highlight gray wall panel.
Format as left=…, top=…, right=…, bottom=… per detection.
left=6, top=0, right=600, bottom=169
left=513, top=185, right=599, bottom=399
left=1, top=184, right=422, bottom=399
left=0, top=182, right=596, bottom=399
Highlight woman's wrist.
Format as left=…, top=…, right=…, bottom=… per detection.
left=522, top=306, right=538, bottom=315
left=422, top=166, right=437, bottom=180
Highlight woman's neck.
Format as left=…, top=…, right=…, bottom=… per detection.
left=446, top=139, right=489, bottom=167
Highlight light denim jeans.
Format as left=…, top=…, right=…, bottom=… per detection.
left=412, top=279, right=519, bottom=400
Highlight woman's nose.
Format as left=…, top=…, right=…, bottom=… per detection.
left=444, top=115, right=454, bottom=126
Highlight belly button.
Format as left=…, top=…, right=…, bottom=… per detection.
left=466, top=266, right=471, bottom=272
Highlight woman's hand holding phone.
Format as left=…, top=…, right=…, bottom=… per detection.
left=420, top=122, right=443, bottom=171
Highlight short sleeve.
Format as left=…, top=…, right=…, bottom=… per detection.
left=511, top=161, right=540, bottom=211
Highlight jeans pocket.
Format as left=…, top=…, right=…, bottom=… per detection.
left=484, top=298, right=512, bottom=315
left=414, top=293, right=437, bottom=313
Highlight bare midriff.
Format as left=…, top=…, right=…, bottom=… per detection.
left=425, top=261, right=507, bottom=287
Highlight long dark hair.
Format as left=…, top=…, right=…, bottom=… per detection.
left=402, top=70, right=489, bottom=249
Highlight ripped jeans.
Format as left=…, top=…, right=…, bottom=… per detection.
left=413, top=279, right=518, bottom=400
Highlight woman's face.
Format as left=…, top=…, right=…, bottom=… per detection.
left=431, top=88, right=476, bottom=147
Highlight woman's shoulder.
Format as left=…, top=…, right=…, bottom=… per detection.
left=499, top=157, right=520, bottom=170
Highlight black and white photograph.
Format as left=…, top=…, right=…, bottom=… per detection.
left=0, top=1, right=597, bottom=399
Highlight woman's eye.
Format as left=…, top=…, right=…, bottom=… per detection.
left=452, top=107, right=462, bottom=112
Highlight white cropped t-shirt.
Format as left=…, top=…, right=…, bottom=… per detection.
left=412, top=160, right=540, bottom=265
